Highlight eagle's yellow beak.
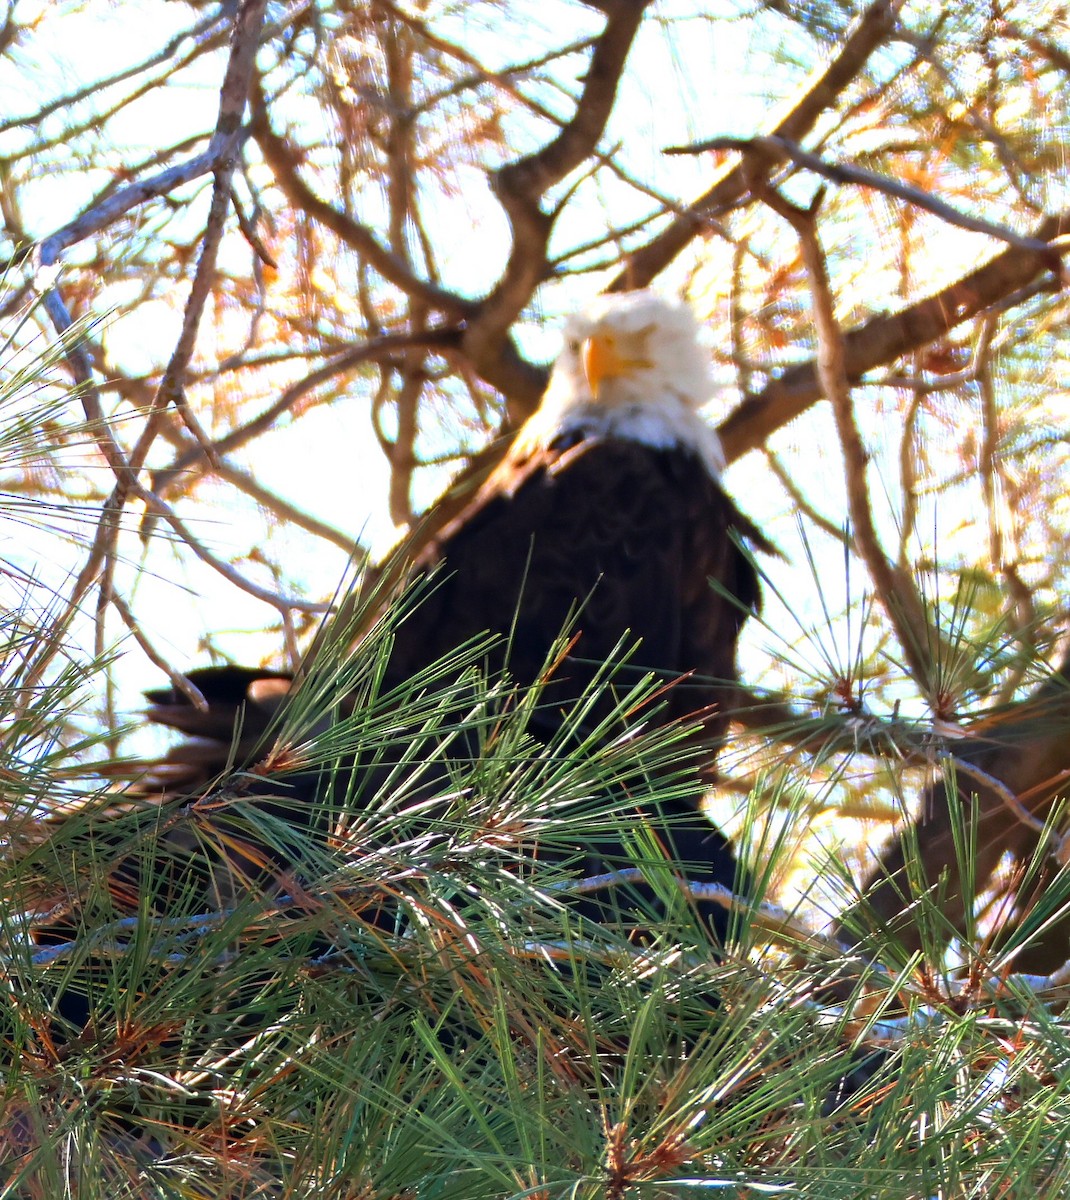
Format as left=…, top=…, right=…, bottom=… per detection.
left=581, top=329, right=654, bottom=398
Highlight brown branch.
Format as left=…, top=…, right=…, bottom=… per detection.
left=1022, top=30, right=1070, bottom=78
left=670, top=135, right=1063, bottom=262
left=607, top=0, right=906, bottom=291
left=495, top=2, right=649, bottom=199
left=949, top=757, right=1049, bottom=840
left=149, top=162, right=230, bottom=467
left=153, top=0, right=272, bottom=444
left=765, top=450, right=850, bottom=543
left=137, top=489, right=332, bottom=615
left=377, top=24, right=428, bottom=529
left=383, top=16, right=417, bottom=261
left=229, top=185, right=276, bottom=269
left=387, top=369, right=424, bottom=528
left=763, top=186, right=939, bottom=690
left=895, top=388, right=924, bottom=570
left=837, top=654, right=1070, bottom=974
left=463, top=0, right=650, bottom=364
left=974, top=316, right=1028, bottom=690
left=25, top=1, right=318, bottom=695
left=718, top=209, right=1070, bottom=465
left=210, top=461, right=358, bottom=555
left=153, top=327, right=463, bottom=484
left=463, top=336, right=548, bottom=430
left=248, top=78, right=471, bottom=319
left=35, top=151, right=219, bottom=271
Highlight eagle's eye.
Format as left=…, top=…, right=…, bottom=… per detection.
left=566, top=339, right=581, bottom=355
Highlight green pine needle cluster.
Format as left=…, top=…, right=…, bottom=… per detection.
left=3, top=323, right=1070, bottom=1200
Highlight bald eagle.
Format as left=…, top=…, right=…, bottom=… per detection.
left=29, top=289, right=766, bottom=1067
left=387, top=289, right=757, bottom=747
left=138, top=290, right=765, bottom=929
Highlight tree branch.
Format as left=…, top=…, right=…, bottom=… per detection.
left=23, top=0, right=324, bottom=700
left=718, top=209, right=1070, bottom=464
left=669, top=134, right=1065, bottom=263
left=837, top=653, right=1070, bottom=974
left=463, top=0, right=650, bottom=367
left=248, top=77, right=472, bottom=319
left=608, top=0, right=906, bottom=291
left=153, top=327, right=464, bottom=484
left=761, top=186, right=940, bottom=691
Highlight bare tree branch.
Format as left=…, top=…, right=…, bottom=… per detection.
left=607, top=0, right=906, bottom=291
left=248, top=78, right=472, bottom=319
left=463, top=0, right=651, bottom=367
left=154, top=0, right=274, bottom=435
left=22, top=0, right=328, bottom=697
left=152, top=327, right=463, bottom=485
left=718, top=209, right=1070, bottom=464
left=669, top=134, right=1065, bottom=262
left=759, top=185, right=940, bottom=691
left=109, top=591, right=209, bottom=713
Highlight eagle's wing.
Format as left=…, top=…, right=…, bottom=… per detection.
left=137, top=665, right=294, bottom=795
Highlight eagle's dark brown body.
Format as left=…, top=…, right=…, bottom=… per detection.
left=134, top=431, right=762, bottom=933
left=391, top=433, right=760, bottom=748
left=43, top=293, right=768, bottom=1004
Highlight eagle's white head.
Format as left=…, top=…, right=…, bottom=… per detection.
left=517, top=290, right=726, bottom=477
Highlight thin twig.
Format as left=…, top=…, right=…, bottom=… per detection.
left=947, top=755, right=1050, bottom=839
left=249, top=75, right=471, bottom=320
left=668, top=134, right=1064, bottom=263
left=156, top=326, right=463, bottom=481
left=765, top=450, right=849, bottom=543
left=139, top=489, right=332, bottom=614
left=760, top=185, right=939, bottom=690
left=154, top=0, right=272, bottom=458
left=608, top=0, right=907, bottom=291
left=976, top=313, right=1005, bottom=569
left=109, top=591, right=209, bottom=712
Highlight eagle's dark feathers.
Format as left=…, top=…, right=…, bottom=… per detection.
left=51, top=292, right=768, bottom=966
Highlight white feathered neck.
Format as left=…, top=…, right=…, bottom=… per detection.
left=515, top=290, right=726, bottom=478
